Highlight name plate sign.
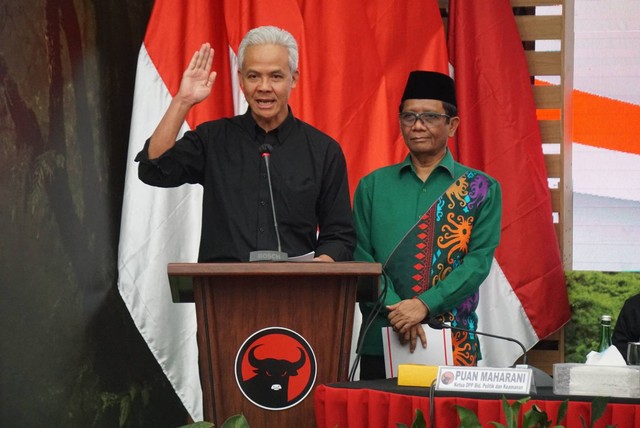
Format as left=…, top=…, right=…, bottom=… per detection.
left=436, top=366, right=532, bottom=394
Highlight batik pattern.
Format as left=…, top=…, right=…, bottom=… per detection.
left=384, top=171, right=492, bottom=366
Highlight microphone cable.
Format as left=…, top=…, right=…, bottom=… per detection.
left=348, top=273, right=389, bottom=381
left=429, top=378, right=437, bottom=428
left=348, top=213, right=429, bottom=381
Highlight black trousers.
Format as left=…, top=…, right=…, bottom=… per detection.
left=359, top=355, right=387, bottom=380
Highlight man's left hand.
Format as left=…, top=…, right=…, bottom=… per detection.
left=387, top=299, right=428, bottom=334
left=398, top=324, right=427, bottom=353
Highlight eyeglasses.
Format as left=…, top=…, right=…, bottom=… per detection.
left=399, top=111, right=450, bottom=127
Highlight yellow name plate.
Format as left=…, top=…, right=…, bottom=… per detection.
left=397, top=364, right=439, bottom=387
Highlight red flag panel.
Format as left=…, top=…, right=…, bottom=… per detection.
left=144, top=1, right=234, bottom=127
left=145, top=0, right=449, bottom=195
left=448, top=0, right=570, bottom=338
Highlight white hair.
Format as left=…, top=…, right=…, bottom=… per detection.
left=238, top=26, right=298, bottom=73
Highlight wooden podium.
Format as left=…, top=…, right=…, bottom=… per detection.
left=168, top=262, right=381, bottom=427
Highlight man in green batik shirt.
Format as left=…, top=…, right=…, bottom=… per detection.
left=353, top=71, right=502, bottom=380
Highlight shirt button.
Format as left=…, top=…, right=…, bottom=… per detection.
left=260, top=200, right=266, bottom=206
left=422, top=188, right=427, bottom=193
left=259, top=227, right=265, bottom=233
left=261, top=173, right=267, bottom=179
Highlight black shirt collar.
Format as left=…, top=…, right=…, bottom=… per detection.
left=240, top=106, right=295, bottom=146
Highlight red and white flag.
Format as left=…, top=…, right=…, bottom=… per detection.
left=117, top=0, right=448, bottom=419
left=448, top=0, right=571, bottom=367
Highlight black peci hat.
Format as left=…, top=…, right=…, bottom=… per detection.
left=401, top=71, right=457, bottom=107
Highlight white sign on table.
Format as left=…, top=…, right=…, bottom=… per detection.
left=436, top=366, right=533, bottom=394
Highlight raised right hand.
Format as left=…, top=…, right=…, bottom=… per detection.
left=177, top=43, right=217, bottom=106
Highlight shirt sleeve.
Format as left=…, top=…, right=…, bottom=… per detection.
left=353, top=177, right=402, bottom=307
left=135, top=128, right=207, bottom=188
left=314, top=141, right=356, bottom=261
left=418, top=178, right=503, bottom=315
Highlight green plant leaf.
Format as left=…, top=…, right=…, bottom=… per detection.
left=522, top=404, right=551, bottom=428
left=502, top=396, right=530, bottom=428
left=501, top=396, right=516, bottom=427
left=396, top=424, right=408, bottom=428
left=119, top=395, right=131, bottom=428
left=448, top=391, right=615, bottom=428
left=177, top=422, right=214, bottom=428
left=589, top=396, right=609, bottom=428
left=555, top=399, right=568, bottom=425
left=411, top=408, right=427, bottom=428
left=221, top=414, right=250, bottom=428
left=455, top=405, right=483, bottom=428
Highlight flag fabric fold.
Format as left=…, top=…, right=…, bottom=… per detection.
left=448, top=0, right=571, bottom=366
left=118, top=0, right=449, bottom=419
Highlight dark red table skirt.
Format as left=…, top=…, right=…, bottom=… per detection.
left=315, top=384, right=640, bottom=428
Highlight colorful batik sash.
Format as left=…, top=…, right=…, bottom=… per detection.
left=383, top=170, right=492, bottom=366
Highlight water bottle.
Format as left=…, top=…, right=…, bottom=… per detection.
left=598, top=314, right=612, bottom=353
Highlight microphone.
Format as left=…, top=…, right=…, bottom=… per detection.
left=425, top=320, right=545, bottom=428
left=249, top=143, right=288, bottom=262
left=427, top=319, right=554, bottom=389
left=428, top=319, right=528, bottom=365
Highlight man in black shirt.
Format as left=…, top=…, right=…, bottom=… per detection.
left=612, top=292, right=640, bottom=363
left=136, top=26, right=355, bottom=262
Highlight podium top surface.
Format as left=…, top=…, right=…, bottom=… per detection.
left=167, top=261, right=382, bottom=277
left=167, top=262, right=382, bottom=303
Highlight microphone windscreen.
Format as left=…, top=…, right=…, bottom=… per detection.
left=427, top=319, right=445, bottom=330
left=258, top=143, right=273, bottom=155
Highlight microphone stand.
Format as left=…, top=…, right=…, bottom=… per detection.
left=427, top=320, right=552, bottom=426
left=428, top=320, right=553, bottom=387
left=431, top=321, right=528, bottom=365
left=249, top=144, right=288, bottom=262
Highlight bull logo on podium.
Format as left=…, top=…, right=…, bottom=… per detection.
left=235, top=327, right=317, bottom=410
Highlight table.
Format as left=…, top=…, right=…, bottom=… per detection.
left=314, top=378, right=640, bottom=427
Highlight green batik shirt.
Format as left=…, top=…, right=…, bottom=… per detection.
left=353, top=149, right=502, bottom=358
